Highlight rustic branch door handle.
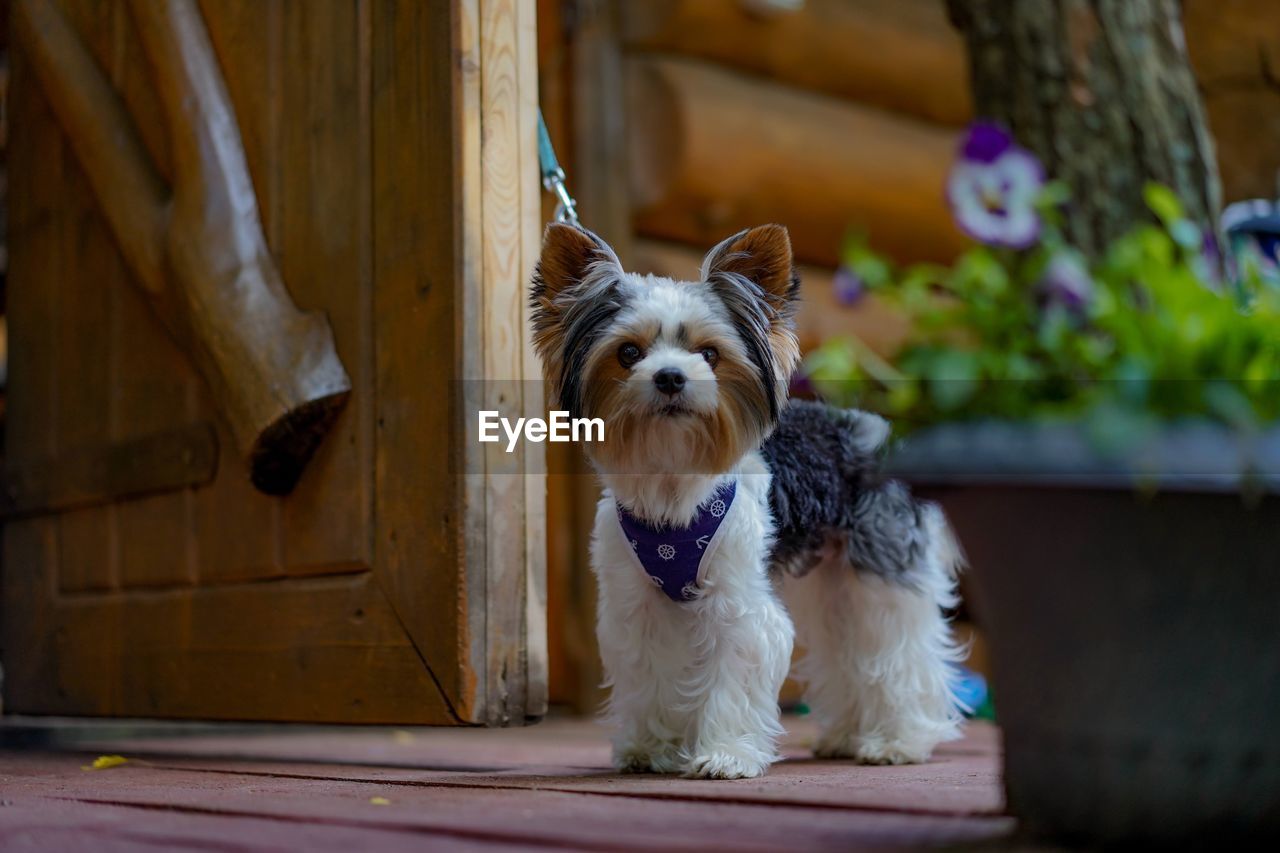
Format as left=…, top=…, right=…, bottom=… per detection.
left=14, top=0, right=352, bottom=495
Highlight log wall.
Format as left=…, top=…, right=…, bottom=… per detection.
left=537, top=0, right=1279, bottom=711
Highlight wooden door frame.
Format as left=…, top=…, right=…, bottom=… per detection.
left=354, top=0, right=547, bottom=726
left=459, top=0, right=548, bottom=725
left=1, top=0, right=545, bottom=726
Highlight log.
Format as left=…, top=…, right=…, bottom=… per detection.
left=14, top=0, right=351, bottom=495
left=1184, top=0, right=1280, bottom=201
left=1184, top=0, right=1280, bottom=89
left=632, top=240, right=910, bottom=357
left=627, top=57, right=969, bottom=268
left=621, top=0, right=972, bottom=126
left=1200, top=91, right=1280, bottom=204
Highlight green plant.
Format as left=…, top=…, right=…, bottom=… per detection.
left=807, top=125, right=1280, bottom=440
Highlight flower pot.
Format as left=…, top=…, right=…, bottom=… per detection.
left=889, top=421, right=1280, bottom=843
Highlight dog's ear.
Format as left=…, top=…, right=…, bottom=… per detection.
left=699, top=224, right=799, bottom=319
left=702, top=225, right=802, bottom=418
left=530, top=223, right=624, bottom=366
left=533, top=223, right=622, bottom=304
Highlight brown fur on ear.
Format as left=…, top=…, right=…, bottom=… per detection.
left=529, top=223, right=623, bottom=357
left=529, top=224, right=627, bottom=408
left=700, top=225, right=802, bottom=415
left=533, top=223, right=621, bottom=304
left=699, top=224, right=799, bottom=319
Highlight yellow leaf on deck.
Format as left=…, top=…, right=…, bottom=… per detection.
left=82, top=755, right=129, bottom=771
left=369, top=796, right=392, bottom=806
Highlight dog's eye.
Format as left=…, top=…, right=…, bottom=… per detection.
left=700, top=347, right=719, bottom=368
left=618, top=343, right=643, bottom=368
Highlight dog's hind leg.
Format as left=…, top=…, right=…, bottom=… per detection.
left=782, top=490, right=965, bottom=765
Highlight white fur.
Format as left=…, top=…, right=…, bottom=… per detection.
left=780, top=504, right=965, bottom=765
left=595, top=453, right=793, bottom=779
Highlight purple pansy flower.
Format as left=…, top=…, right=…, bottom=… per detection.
left=833, top=265, right=865, bottom=306
left=1199, top=229, right=1227, bottom=287
left=947, top=121, right=1045, bottom=249
left=1036, top=252, right=1094, bottom=315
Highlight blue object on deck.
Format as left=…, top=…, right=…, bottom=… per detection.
left=951, top=664, right=988, bottom=716
left=1223, top=198, right=1280, bottom=287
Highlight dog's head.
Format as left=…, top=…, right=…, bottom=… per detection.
left=530, top=224, right=800, bottom=475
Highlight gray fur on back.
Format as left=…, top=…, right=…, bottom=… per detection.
left=760, top=400, right=934, bottom=585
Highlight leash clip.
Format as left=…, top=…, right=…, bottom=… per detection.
left=543, top=166, right=579, bottom=226
left=537, top=110, right=580, bottom=226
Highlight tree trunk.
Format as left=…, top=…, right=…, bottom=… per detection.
left=947, top=0, right=1223, bottom=258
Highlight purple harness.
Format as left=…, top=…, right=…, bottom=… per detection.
left=615, top=481, right=737, bottom=602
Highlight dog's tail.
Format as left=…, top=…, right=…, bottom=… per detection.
left=923, top=499, right=967, bottom=583
left=825, top=404, right=965, bottom=586
left=825, top=406, right=891, bottom=490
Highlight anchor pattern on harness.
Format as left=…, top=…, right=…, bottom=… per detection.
left=615, top=481, right=738, bottom=602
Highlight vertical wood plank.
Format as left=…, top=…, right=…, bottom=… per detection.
left=480, top=0, right=526, bottom=725
left=459, top=0, right=547, bottom=725
left=371, top=0, right=468, bottom=722
left=2, top=29, right=102, bottom=706
left=115, top=0, right=171, bottom=182
left=278, top=0, right=372, bottom=572
left=555, top=0, right=627, bottom=713
left=99, top=0, right=192, bottom=589
left=536, top=0, right=591, bottom=710
left=572, top=0, right=632, bottom=262
left=51, top=0, right=118, bottom=595
left=3, top=29, right=62, bottom=477
left=516, top=0, right=549, bottom=719
left=53, top=0, right=183, bottom=590
left=191, top=0, right=284, bottom=584
left=111, top=300, right=198, bottom=589
left=457, top=0, right=487, bottom=722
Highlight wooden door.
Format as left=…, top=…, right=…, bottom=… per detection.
left=1, top=0, right=545, bottom=726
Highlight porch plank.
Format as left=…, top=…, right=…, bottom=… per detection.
left=0, top=717, right=1012, bottom=851
left=0, top=794, right=532, bottom=853
left=1, top=758, right=1010, bottom=852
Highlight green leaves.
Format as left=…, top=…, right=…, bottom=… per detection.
left=841, top=231, right=892, bottom=289
left=1145, top=182, right=1205, bottom=252
left=1143, top=183, right=1184, bottom=227
left=924, top=349, right=982, bottom=411
left=808, top=184, right=1280, bottom=435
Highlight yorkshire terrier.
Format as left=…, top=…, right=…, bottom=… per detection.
left=531, top=223, right=964, bottom=779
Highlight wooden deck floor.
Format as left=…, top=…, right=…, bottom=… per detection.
left=0, top=716, right=1014, bottom=851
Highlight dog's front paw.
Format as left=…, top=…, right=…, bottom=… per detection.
left=814, top=731, right=932, bottom=766
left=614, top=748, right=655, bottom=774
left=613, top=743, right=683, bottom=774
left=684, top=751, right=768, bottom=780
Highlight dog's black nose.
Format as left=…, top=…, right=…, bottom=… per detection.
left=653, top=368, right=686, bottom=396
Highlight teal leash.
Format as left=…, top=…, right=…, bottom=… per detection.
left=537, top=110, right=579, bottom=226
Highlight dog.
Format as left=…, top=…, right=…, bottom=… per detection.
left=530, top=222, right=965, bottom=779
